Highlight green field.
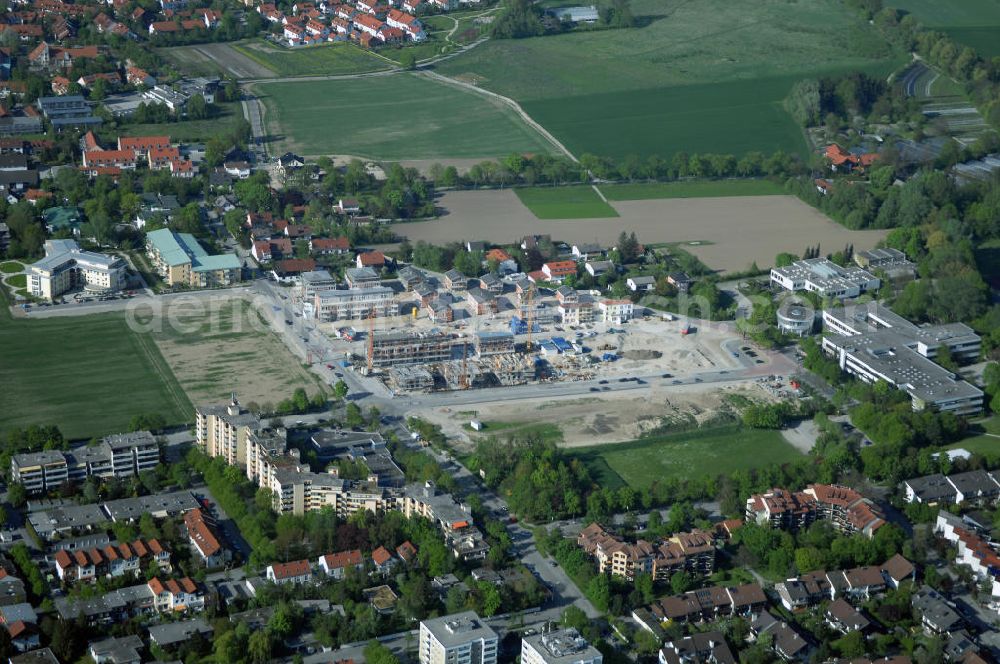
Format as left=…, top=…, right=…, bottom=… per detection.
left=233, top=40, right=392, bottom=77
left=888, top=0, right=1000, bottom=57
left=600, top=179, right=785, bottom=201
left=6, top=275, right=26, bottom=288
left=120, top=102, right=244, bottom=143
left=0, top=304, right=192, bottom=440
left=256, top=73, right=554, bottom=159
left=0, top=261, right=23, bottom=274
left=514, top=186, right=619, bottom=219
left=438, top=0, right=903, bottom=157
left=569, top=425, right=803, bottom=490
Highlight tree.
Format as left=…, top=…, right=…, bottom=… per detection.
left=333, top=380, right=349, bottom=401
left=188, top=93, right=208, bottom=120
left=399, top=50, right=417, bottom=70
left=345, top=402, right=364, bottom=428
left=248, top=629, right=273, bottom=664
left=490, top=0, right=544, bottom=38
left=364, top=640, right=400, bottom=664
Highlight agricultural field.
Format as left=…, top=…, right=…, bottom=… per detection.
left=232, top=39, right=393, bottom=77
left=255, top=73, right=554, bottom=159
left=148, top=297, right=323, bottom=407
left=437, top=0, right=904, bottom=157
left=0, top=304, right=192, bottom=440
left=569, top=425, right=803, bottom=490
left=888, top=0, right=1000, bottom=57
left=119, top=101, right=244, bottom=143
left=393, top=189, right=887, bottom=273
left=514, top=186, right=618, bottom=219
left=600, top=179, right=785, bottom=201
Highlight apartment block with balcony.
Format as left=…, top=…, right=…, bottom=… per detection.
left=419, top=611, right=498, bottom=664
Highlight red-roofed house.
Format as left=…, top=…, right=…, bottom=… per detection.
left=119, top=135, right=171, bottom=155
left=5, top=620, right=39, bottom=653
left=127, top=66, right=156, bottom=88
left=395, top=541, right=417, bottom=562
left=318, top=549, right=364, bottom=579
left=147, top=146, right=181, bottom=170
left=148, top=577, right=204, bottom=612
left=401, top=0, right=422, bottom=14
left=184, top=509, right=226, bottom=567
left=356, top=251, right=385, bottom=269
left=824, top=144, right=879, bottom=173
left=267, top=559, right=312, bottom=585
left=371, top=546, right=395, bottom=575
left=310, top=237, right=350, bottom=255
left=353, top=13, right=384, bottom=36
left=386, top=8, right=425, bottom=40
left=541, top=261, right=577, bottom=282
left=82, top=149, right=139, bottom=170
left=50, top=76, right=71, bottom=95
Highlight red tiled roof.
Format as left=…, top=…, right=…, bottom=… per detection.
left=322, top=549, right=363, bottom=569
left=270, top=559, right=311, bottom=579
left=357, top=251, right=385, bottom=267
left=371, top=546, right=392, bottom=565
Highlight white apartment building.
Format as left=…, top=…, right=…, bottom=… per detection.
left=419, top=611, right=498, bottom=664
left=522, top=630, right=602, bottom=664
left=597, top=299, right=634, bottom=324
left=26, top=239, right=127, bottom=301
left=311, top=286, right=396, bottom=321
left=195, top=394, right=261, bottom=467
left=770, top=258, right=880, bottom=299
left=822, top=304, right=983, bottom=415
left=11, top=431, right=159, bottom=494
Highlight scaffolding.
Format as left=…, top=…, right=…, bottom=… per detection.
left=367, top=330, right=455, bottom=368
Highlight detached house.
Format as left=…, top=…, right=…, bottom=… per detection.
left=311, top=236, right=350, bottom=255
left=267, top=559, right=312, bottom=585
left=372, top=546, right=396, bottom=576
left=541, top=261, right=576, bottom=282
left=318, top=549, right=364, bottom=579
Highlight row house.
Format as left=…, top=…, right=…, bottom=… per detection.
left=745, top=483, right=885, bottom=538
left=149, top=576, right=205, bottom=612
left=903, top=469, right=1000, bottom=506
left=636, top=583, right=766, bottom=627
left=936, top=510, right=1000, bottom=601
left=311, top=236, right=350, bottom=255
left=774, top=555, right=914, bottom=611
left=252, top=237, right=292, bottom=262
left=54, top=539, right=170, bottom=583
left=119, top=135, right=171, bottom=156
left=385, top=8, right=425, bottom=39
left=77, top=72, right=120, bottom=90
left=147, top=146, right=181, bottom=169
left=82, top=149, right=138, bottom=170
left=353, top=12, right=383, bottom=36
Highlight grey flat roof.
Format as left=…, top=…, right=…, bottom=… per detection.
left=147, top=618, right=213, bottom=647
left=421, top=611, right=497, bottom=647
left=522, top=629, right=601, bottom=664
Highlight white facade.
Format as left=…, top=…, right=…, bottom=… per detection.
left=27, top=239, right=126, bottom=301
left=770, top=258, right=879, bottom=299
left=522, top=630, right=602, bottom=664
left=597, top=299, right=633, bottom=324
left=419, top=612, right=498, bottom=664
left=312, top=286, right=396, bottom=322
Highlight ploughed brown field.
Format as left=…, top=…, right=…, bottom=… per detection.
left=394, top=190, right=887, bottom=273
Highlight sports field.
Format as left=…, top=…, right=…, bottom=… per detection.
left=0, top=305, right=192, bottom=440
left=888, top=0, right=1000, bottom=57
left=256, top=73, right=554, bottom=159
left=515, top=186, right=618, bottom=219
left=600, top=180, right=785, bottom=201
left=569, top=425, right=803, bottom=490
left=437, top=0, right=903, bottom=157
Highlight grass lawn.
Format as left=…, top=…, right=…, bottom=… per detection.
left=0, top=261, right=24, bottom=274
left=256, top=73, right=554, bottom=159
left=600, top=179, right=785, bottom=201
left=569, top=425, right=803, bottom=490
left=514, top=186, right=619, bottom=219
left=0, top=303, right=192, bottom=440
left=438, top=0, right=903, bottom=157
left=119, top=102, right=243, bottom=143
left=948, top=435, right=1000, bottom=458
left=943, top=28, right=1000, bottom=57
left=233, top=40, right=391, bottom=77
left=6, top=274, right=26, bottom=288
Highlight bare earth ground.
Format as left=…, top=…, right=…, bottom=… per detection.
left=424, top=381, right=783, bottom=452
left=147, top=297, right=321, bottom=406
left=418, top=317, right=795, bottom=450
left=392, top=191, right=888, bottom=273
left=161, top=43, right=276, bottom=79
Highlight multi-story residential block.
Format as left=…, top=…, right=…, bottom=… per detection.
left=146, top=228, right=242, bottom=288
left=419, top=611, right=498, bottom=664
left=26, top=239, right=127, bottom=301
left=770, top=258, right=880, bottom=299
left=184, top=509, right=225, bottom=567
left=936, top=510, right=1000, bottom=602
left=10, top=450, right=68, bottom=493
left=597, top=299, right=634, bottom=324
left=310, top=286, right=396, bottom=321
left=577, top=524, right=715, bottom=582
left=195, top=395, right=261, bottom=467
left=821, top=303, right=983, bottom=415
left=521, top=629, right=602, bottom=664
left=745, top=484, right=885, bottom=538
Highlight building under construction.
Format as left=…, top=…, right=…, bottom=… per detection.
left=520, top=301, right=558, bottom=325
left=387, top=365, right=435, bottom=391
left=367, top=330, right=454, bottom=368
left=479, top=353, right=535, bottom=385
left=475, top=331, right=515, bottom=357
left=436, top=353, right=535, bottom=390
